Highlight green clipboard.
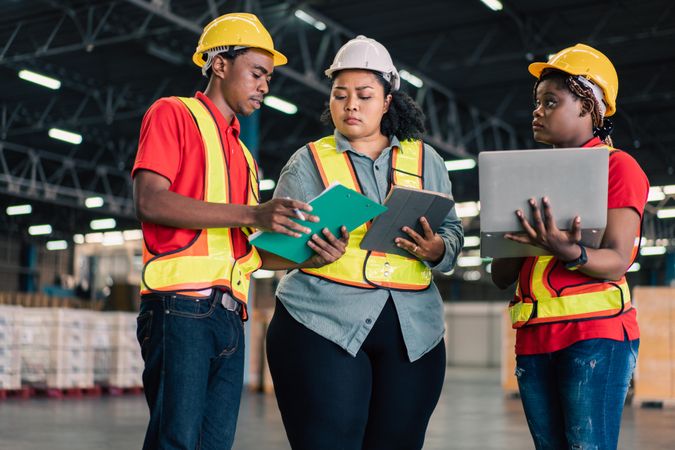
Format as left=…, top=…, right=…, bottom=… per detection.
left=249, top=182, right=387, bottom=264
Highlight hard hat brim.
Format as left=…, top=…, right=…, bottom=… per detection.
left=192, top=47, right=287, bottom=68
left=528, top=62, right=562, bottom=79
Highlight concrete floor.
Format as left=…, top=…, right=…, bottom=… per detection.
left=1, top=368, right=673, bottom=449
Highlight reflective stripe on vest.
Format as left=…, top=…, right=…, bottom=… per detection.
left=509, top=147, right=633, bottom=328
left=301, top=135, right=432, bottom=290
left=140, top=96, right=262, bottom=308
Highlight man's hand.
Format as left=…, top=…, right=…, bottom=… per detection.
left=251, top=198, right=319, bottom=237
left=505, top=196, right=582, bottom=261
left=395, top=216, right=446, bottom=263
left=302, top=226, right=350, bottom=268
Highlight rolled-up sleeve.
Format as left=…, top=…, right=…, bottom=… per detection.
left=273, top=146, right=324, bottom=203
left=423, top=145, right=464, bottom=273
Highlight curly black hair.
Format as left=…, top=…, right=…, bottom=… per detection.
left=321, top=71, right=426, bottom=141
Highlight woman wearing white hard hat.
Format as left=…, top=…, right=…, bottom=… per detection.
left=266, top=35, right=464, bottom=449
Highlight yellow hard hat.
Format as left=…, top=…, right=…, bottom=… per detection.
left=192, top=13, right=287, bottom=68
left=528, top=43, right=618, bottom=116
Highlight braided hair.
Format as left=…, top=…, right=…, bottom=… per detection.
left=535, top=70, right=614, bottom=146
left=321, top=71, right=426, bottom=141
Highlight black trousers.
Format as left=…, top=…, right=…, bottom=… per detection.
left=266, top=297, right=446, bottom=450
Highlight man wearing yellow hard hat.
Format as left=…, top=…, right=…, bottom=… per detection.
left=132, top=13, right=348, bottom=449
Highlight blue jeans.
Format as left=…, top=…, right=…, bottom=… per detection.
left=515, top=336, right=639, bottom=450
left=136, top=291, right=245, bottom=450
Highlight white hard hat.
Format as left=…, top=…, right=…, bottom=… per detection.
left=325, top=35, right=400, bottom=91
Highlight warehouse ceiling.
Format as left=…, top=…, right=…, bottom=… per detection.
left=1, top=0, right=674, bottom=244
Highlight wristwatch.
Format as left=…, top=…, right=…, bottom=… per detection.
left=564, top=244, right=588, bottom=271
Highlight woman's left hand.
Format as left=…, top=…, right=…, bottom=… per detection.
left=303, top=226, right=350, bottom=268
left=396, top=217, right=445, bottom=263
left=505, top=197, right=582, bottom=261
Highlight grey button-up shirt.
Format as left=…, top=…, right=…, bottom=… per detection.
left=273, top=131, right=464, bottom=361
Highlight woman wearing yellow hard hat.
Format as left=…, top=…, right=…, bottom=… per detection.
left=265, top=35, right=464, bottom=449
left=491, top=43, right=649, bottom=450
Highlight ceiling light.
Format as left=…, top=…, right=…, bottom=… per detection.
left=480, top=0, right=503, bottom=11
left=6, top=204, right=32, bottom=216
left=73, top=234, right=85, bottom=244
left=48, top=128, right=82, bottom=145
left=455, top=201, right=480, bottom=218
left=400, top=69, right=424, bottom=88
left=85, top=196, right=104, bottom=208
left=122, top=229, right=143, bottom=241
left=647, top=187, right=665, bottom=202
left=263, top=96, right=298, bottom=115
left=445, top=159, right=477, bottom=171
left=102, top=231, right=124, bottom=246
left=657, top=208, right=675, bottom=219
left=90, top=218, right=116, bottom=230
left=662, top=185, right=675, bottom=195
left=294, top=9, right=326, bottom=31
left=627, top=262, right=640, bottom=272
left=640, top=246, right=667, bottom=256
left=85, top=232, right=103, bottom=243
left=462, top=270, right=482, bottom=281
left=457, top=256, right=483, bottom=267
left=260, top=179, right=276, bottom=191
left=28, top=224, right=52, bottom=235
left=46, top=240, right=68, bottom=251
left=18, top=69, right=61, bottom=90
left=464, top=236, right=480, bottom=247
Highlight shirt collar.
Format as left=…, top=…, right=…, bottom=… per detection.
left=332, top=129, right=403, bottom=154
left=582, top=136, right=604, bottom=148
left=195, top=91, right=241, bottom=138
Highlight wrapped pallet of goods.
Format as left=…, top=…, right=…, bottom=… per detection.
left=20, top=308, right=51, bottom=385
left=0, top=305, right=22, bottom=391
left=92, top=312, right=112, bottom=386
left=106, top=312, right=143, bottom=390
left=21, top=308, right=95, bottom=390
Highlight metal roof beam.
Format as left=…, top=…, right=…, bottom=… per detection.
left=0, top=140, right=134, bottom=218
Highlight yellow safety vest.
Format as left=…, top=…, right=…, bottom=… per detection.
left=301, top=135, right=433, bottom=290
left=509, top=147, right=634, bottom=328
left=141, top=97, right=262, bottom=314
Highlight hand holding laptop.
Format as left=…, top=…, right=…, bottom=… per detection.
left=504, top=196, right=585, bottom=262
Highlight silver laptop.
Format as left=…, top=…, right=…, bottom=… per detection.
left=478, top=147, right=609, bottom=258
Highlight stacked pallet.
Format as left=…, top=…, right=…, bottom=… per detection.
left=0, top=303, right=143, bottom=397
left=0, top=306, right=22, bottom=390
left=633, top=286, right=675, bottom=407
left=89, top=312, right=144, bottom=390
left=20, top=308, right=95, bottom=389
left=106, top=312, right=143, bottom=389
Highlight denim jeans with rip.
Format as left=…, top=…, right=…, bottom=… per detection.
left=515, top=336, right=639, bottom=450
